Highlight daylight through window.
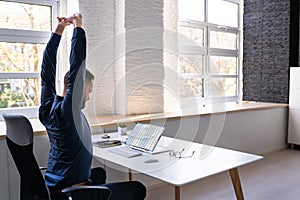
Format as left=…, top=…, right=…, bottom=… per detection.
left=178, top=0, right=242, bottom=103
left=0, top=0, right=57, bottom=115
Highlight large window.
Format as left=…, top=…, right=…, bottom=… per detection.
left=178, top=0, right=242, bottom=103
left=0, top=0, right=58, bottom=117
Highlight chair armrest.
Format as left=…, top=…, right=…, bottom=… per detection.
left=39, top=166, right=47, bottom=171
left=61, top=185, right=111, bottom=199
left=61, top=185, right=110, bottom=193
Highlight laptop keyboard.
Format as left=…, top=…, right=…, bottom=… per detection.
left=108, top=146, right=143, bottom=158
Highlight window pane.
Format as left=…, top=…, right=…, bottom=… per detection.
left=0, top=1, right=51, bottom=31
left=0, top=78, right=40, bottom=108
left=208, top=0, right=238, bottom=27
left=0, top=42, right=45, bottom=72
left=178, top=0, right=205, bottom=21
left=180, top=78, right=203, bottom=97
left=179, top=55, right=204, bottom=74
left=209, top=31, right=237, bottom=50
left=211, top=77, right=237, bottom=97
left=210, top=56, right=237, bottom=75
left=178, top=26, right=204, bottom=47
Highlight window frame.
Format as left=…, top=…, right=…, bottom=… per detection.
left=178, top=0, right=243, bottom=105
left=0, top=0, right=58, bottom=119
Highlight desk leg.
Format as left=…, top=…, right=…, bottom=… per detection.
left=229, top=168, right=244, bottom=200
left=128, top=169, right=132, bottom=181
left=175, top=186, right=180, bottom=200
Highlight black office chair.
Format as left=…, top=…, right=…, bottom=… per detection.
left=3, top=113, right=111, bottom=200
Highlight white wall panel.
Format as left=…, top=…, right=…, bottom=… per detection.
left=288, top=67, right=300, bottom=145
left=288, top=109, right=300, bottom=144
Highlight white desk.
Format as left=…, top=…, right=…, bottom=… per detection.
left=92, top=134, right=262, bottom=200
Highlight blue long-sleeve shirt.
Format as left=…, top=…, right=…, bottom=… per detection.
left=39, top=27, right=92, bottom=188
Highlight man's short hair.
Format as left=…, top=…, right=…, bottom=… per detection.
left=85, top=69, right=95, bottom=83
left=64, top=69, right=95, bottom=87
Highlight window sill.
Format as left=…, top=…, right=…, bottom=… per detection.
left=89, top=101, right=288, bottom=131
left=0, top=101, right=288, bottom=139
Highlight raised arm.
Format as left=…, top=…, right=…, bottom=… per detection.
left=39, top=18, right=70, bottom=121
left=62, top=14, right=86, bottom=114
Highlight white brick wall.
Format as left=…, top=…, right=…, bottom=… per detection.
left=124, top=0, right=165, bottom=115
left=79, top=0, right=116, bottom=116
left=115, top=0, right=126, bottom=115
left=163, top=0, right=180, bottom=112
left=74, top=0, right=179, bottom=116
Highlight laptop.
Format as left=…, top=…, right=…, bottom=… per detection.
left=125, top=123, right=167, bottom=154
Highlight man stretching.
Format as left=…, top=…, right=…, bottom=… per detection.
left=39, top=14, right=146, bottom=200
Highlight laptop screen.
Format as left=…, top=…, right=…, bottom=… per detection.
left=126, top=123, right=165, bottom=152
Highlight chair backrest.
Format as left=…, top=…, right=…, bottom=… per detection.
left=3, top=114, right=50, bottom=200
